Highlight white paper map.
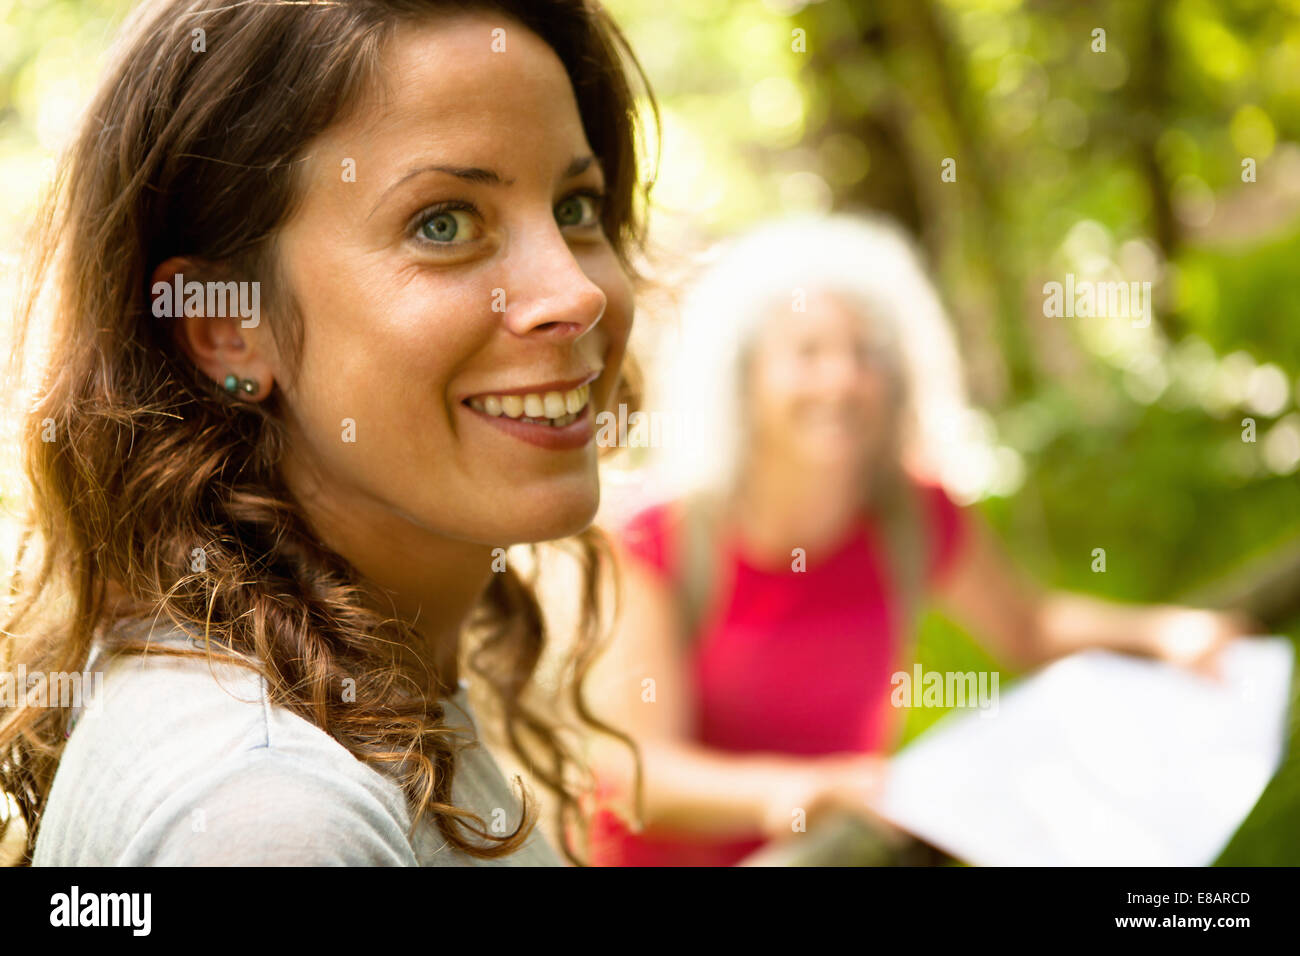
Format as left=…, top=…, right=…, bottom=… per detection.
left=870, top=637, right=1295, bottom=866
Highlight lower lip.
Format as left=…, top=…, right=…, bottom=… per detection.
left=462, top=400, right=596, bottom=450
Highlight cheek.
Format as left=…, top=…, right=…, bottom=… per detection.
left=283, top=264, right=493, bottom=475
left=749, top=357, right=809, bottom=428
left=585, top=253, right=634, bottom=369
left=590, top=251, right=633, bottom=320
left=860, top=371, right=895, bottom=415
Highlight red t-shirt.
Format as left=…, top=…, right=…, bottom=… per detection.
left=586, top=482, right=967, bottom=866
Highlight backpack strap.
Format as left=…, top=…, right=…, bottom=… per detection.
left=875, top=476, right=933, bottom=752
left=674, top=492, right=723, bottom=648
left=881, top=478, right=929, bottom=654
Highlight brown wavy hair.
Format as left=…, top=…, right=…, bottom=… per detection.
left=0, top=0, right=656, bottom=865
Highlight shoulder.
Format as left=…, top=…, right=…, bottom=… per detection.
left=915, top=479, right=961, bottom=525
left=33, top=623, right=416, bottom=866
left=121, top=745, right=417, bottom=866
left=912, top=479, right=969, bottom=585
left=614, top=499, right=680, bottom=579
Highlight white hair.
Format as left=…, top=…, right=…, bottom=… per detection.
left=638, top=212, right=984, bottom=503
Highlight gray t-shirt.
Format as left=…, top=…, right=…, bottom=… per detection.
left=33, top=623, right=562, bottom=866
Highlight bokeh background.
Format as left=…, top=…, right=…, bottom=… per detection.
left=2, top=0, right=1298, bottom=863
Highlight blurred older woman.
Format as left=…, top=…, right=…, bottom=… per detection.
left=582, top=213, right=1250, bottom=866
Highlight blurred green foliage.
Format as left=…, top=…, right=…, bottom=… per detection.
left=2, top=0, right=1298, bottom=863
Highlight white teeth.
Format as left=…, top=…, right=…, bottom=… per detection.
left=469, top=383, right=591, bottom=426
left=520, top=412, right=577, bottom=427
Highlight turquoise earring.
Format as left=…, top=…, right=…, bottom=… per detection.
left=223, top=374, right=258, bottom=395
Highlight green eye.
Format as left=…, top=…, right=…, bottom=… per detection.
left=555, top=193, right=601, bottom=228
left=418, top=212, right=465, bottom=244
left=417, top=208, right=475, bottom=244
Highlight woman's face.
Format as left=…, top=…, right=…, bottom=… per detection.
left=261, top=13, right=633, bottom=546
left=745, top=290, right=895, bottom=473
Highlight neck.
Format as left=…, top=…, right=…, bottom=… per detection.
left=281, top=460, right=494, bottom=698
left=730, top=447, right=869, bottom=563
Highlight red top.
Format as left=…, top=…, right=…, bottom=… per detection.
left=585, top=482, right=967, bottom=866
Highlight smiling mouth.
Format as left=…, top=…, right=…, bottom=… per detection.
left=463, top=383, right=591, bottom=428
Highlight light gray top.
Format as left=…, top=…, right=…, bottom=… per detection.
left=32, top=623, right=562, bottom=866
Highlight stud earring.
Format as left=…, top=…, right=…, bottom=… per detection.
left=223, top=374, right=259, bottom=396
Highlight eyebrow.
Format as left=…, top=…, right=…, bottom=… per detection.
left=563, top=155, right=599, bottom=179
left=369, top=155, right=601, bottom=218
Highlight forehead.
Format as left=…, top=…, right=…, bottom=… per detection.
left=304, top=13, right=589, bottom=181
left=759, top=290, right=877, bottom=339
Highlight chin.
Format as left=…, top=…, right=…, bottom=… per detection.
left=801, top=441, right=868, bottom=466
left=506, top=486, right=601, bottom=544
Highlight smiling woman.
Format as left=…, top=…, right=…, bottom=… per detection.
left=0, top=0, right=656, bottom=866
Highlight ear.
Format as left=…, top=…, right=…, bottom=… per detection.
left=153, top=256, right=278, bottom=401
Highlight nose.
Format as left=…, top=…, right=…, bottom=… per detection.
left=819, top=349, right=870, bottom=393
left=500, top=220, right=607, bottom=341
